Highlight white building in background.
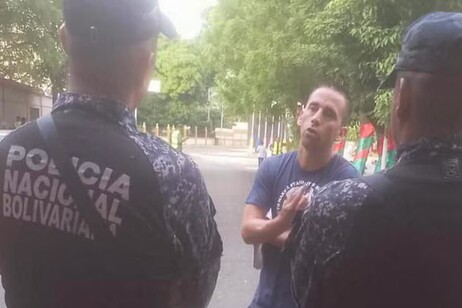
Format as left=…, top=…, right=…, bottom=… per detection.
left=148, top=79, right=161, bottom=93
left=0, top=77, right=52, bottom=128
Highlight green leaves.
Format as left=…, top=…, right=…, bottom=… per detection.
left=138, top=39, right=219, bottom=129
left=203, top=0, right=462, bottom=126
left=157, top=40, right=205, bottom=100
left=373, top=90, right=393, bottom=127
left=0, top=0, right=65, bottom=93
left=4, top=0, right=462, bottom=129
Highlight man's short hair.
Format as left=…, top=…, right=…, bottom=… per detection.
left=308, top=84, right=351, bottom=125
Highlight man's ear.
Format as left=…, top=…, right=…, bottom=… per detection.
left=396, top=77, right=411, bottom=122
left=336, top=126, right=348, bottom=142
left=59, top=23, right=70, bottom=55
left=296, top=107, right=306, bottom=126
left=296, top=114, right=302, bottom=126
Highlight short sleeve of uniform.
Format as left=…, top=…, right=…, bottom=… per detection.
left=158, top=154, right=222, bottom=306
left=161, top=157, right=222, bottom=270
left=245, top=159, right=274, bottom=210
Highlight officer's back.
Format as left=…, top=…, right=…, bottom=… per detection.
left=0, top=1, right=222, bottom=307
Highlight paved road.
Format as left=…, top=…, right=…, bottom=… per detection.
left=185, top=146, right=260, bottom=308
left=0, top=146, right=260, bottom=308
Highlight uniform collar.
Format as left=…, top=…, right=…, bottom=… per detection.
left=53, top=93, right=137, bottom=129
left=398, top=134, right=462, bottom=163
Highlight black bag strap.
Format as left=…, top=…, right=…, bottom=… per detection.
left=37, top=113, right=114, bottom=243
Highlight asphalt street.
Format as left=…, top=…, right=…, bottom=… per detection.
left=185, top=146, right=260, bottom=308
left=0, top=146, right=260, bottom=308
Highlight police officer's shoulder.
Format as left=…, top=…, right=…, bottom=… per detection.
left=312, top=177, right=372, bottom=214
left=138, top=132, right=200, bottom=179
left=0, top=121, right=38, bottom=146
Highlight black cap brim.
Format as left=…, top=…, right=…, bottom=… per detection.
left=379, top=69, right=397, bottom=90
left=64, top=0, right=178, bottom=43
left=159, top=13, right=178, bottom=39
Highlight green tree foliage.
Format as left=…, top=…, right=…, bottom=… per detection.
left=3, top=0, right=462, bottom=130
left=0, top=1, right=216, bottom=126
left=0, top=0, right=66, bottom=96
left=138, top=40, right=220, bottom=129
left=203, top=0, right=462, bottom=126
left=157, top=40, right=209, bottom=102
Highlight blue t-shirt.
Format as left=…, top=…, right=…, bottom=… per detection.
left=245, top=151, right=358, bottom=308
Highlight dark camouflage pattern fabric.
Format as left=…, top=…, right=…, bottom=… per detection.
left=54, top=93, right=222, bottom=305
left=290, top=135, right=462, bottom=306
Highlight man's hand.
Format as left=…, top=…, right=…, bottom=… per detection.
left=241, top=186, right=311, bottom=246
left=278, top=186, right=310, bottom=227
left=271, top=186, right=310, bottom=249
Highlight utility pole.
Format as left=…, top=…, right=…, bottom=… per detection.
left=220, top=102, right=224, bottom=128
left=207, top=88, right=211, bottom=122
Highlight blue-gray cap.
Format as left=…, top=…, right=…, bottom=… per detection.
left=63, top=0, right=178, bottom=44
left=381, top=12, right=462, bottom=89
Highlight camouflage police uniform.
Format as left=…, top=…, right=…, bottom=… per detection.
left=0, top=0, right=222, bottom=306
left=290, top=135, right=462, bottom=305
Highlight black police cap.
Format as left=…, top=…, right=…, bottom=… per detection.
left=63, top=0, right=177, bottom=44
left=381, top=12, right=462, bottom=89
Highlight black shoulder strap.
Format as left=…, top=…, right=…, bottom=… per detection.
left=37, top=113, right=114, bottom=243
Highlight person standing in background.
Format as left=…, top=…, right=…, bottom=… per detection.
left=257, top=142, right=267, bottom=166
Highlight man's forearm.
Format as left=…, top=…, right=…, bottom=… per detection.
left=241, top=216, right=290, bottom=245
left=268, top=230, right=291, bottom=249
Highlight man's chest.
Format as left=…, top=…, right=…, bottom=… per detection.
left=272, top=178, right=321, bottom=215
left=269, top=165, right=339, bottom=216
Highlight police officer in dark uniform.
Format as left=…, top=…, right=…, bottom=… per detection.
left=291, top=12, right=462, bottom=308
left=0, top=0, right=222, bottom=307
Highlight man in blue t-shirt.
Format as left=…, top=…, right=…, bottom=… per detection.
left=241, top=86, right=359, bottom=308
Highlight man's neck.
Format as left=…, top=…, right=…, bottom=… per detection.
left=67, top=76, right=138, bottom=111
left=297, top=145, right=334, bottom=172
